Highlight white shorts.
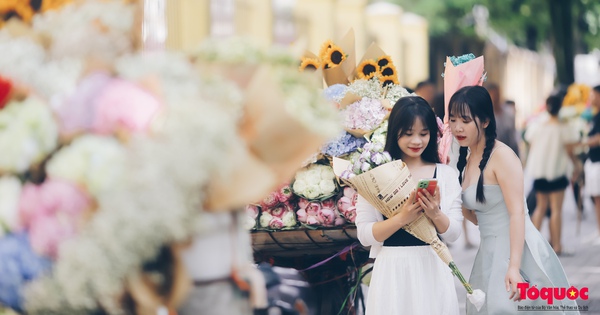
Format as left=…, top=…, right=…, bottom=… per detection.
left=585, top=159, right=600, bottom=197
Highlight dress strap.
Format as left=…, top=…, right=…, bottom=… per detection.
left=483, top=145, right=501, bottom=170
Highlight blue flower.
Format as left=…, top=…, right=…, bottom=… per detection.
left=0, top=233, right=52, bottom=311
left=323, top=84, right=348, bottom=103
left=321, top=131, right=367, bottom=157
left=449, top=53, right=476, bottom=66
left=441, top=53, right=477, bottom=78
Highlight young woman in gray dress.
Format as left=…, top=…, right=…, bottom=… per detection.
left=448, top=86, right=579, bottom=315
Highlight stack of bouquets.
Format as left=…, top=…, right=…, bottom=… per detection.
left=291, top=163, right=346, bottom=227
left=0, top=1, right=342, bottom=314
left=252, top=183, right=297, bottom=230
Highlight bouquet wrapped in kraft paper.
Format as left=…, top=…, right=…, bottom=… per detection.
left=333, top=144, right=485, bottom=311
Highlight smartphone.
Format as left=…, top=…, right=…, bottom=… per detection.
left=416, top=178, right=437, bottom=199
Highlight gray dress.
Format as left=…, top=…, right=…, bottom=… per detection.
left=463, top=184, right=579, bottom=315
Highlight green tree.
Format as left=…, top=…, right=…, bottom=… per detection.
left=383, top=0, right=600, bottom=85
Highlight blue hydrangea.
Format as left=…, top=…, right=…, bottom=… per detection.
left=0, top=233, right=52, bottom=311
left=323, top=84, right=348, bottom=103
left=321, top=131, right=367, bottom=157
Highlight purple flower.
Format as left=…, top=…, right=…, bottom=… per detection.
left=321, top=132, right=367, bottom=157
left=360, top=162, right=371, bottom=172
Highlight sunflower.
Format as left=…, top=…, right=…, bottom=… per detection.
left=380, top=75, right=399, bottom=88
left=0, top=0, right=35, bottom=23
left=319, top=39, right=335, bottom=61
left=379, top=64, right=396, bottom=77
left=377, top=55, right=393, bottom=69
left=322, top=44, right=346, bottom=69
left=299, top=57, right=321, bottom=72
left=41, top=0, right=74, bottom=12
left=357, top=59, right=378, bottom=80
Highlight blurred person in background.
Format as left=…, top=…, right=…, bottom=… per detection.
left=583, top=85, right=600, bottom=238
left=485, top=83, right=520, bottom=157
left=414, top=81, right=436, bottom=106
left=525, top=94, right=582, bottom=255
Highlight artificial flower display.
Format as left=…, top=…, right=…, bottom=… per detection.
left=292, top=163, right=339, bottom=201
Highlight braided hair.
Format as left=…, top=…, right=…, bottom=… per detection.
left=448, top=86, right=497, bottom=203
left=385, top=96, right=441, bottom=164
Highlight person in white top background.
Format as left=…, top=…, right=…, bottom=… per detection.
left=525, top=94, right=582, bottom=255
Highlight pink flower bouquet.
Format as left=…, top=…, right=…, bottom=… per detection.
left=296, top=197, right=345, bottom=227
left=19, top=179, right=93, bottom=258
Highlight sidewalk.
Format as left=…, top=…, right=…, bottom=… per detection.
left=449, top=185, right=600, bottom=314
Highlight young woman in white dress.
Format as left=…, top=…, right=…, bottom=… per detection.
left=356, top=96, right=463, bottom=315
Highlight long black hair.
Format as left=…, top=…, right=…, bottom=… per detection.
left=384, top=96, right=440, bottom=164
left=448, top=86, right=496, bottom=203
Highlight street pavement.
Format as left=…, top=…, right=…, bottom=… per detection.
left=449, top=185, right=600, bottom=314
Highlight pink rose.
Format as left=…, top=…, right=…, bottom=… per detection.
left=306, top=202, right=321, bottom=216
left=246, top=204, right=259, bottom=219
left=261, top=192, right=279, bottom=209
left=296, top=209, right=307, bottom=223
left=337, top=196, right=352, bottom=213
left=334, top=216, right=346, bottom=226
left=343, top=186, right=356, bottom=199
left=270, top=205, right=285, bottom=218
left=352, top=193, right=358, bottom=206
left=19, top=179, right=92, bottom=258
left=279, top=184, right=293, bottom=203
left=297, top=198, right=309, bottom=210
left=322, top=198, right=336, bottom=209
left=319, top=208, right=336, bottom=226
left=306, top=215, right=321, bottom=226
left=269, top=217, right=284, bottom=230
left=344, top=207, right=357, bottom=223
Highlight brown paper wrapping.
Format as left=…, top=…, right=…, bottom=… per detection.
left=240, top=65, right=327, bottom=184
left=353, top=43, right=387, bottom=80
left=332, top=157, right=454, bottom=266
left=204, top=144, right=277, bottom=211
left=333, top=158, right=415, bottom=218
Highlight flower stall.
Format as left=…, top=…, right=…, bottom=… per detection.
left=0, top=1, right=341, bottom=314
left=239, top=31, right=418, bottom=314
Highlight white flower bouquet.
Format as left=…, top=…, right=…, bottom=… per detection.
left=292, top=163, right=339, bottom=201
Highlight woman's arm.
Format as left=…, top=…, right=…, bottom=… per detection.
left=355, top=191, right=422, bottom=245
left=418, top=165, right=463, bottom=242
left=462, top=207, right=478, bottom=225
left=492, top=146, right=525, bottom=301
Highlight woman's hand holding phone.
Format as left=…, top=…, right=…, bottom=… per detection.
left=416, top=180, right=442, bottom=220
left=395, top=190, right=423, bottom=226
